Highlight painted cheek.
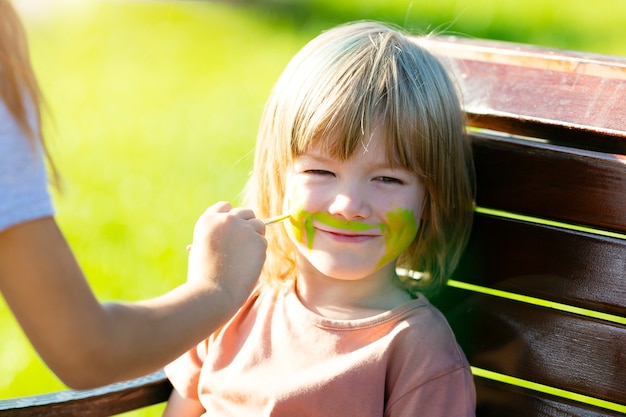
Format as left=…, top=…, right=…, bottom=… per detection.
left=283, top=177, right=313, bottom=248
left=289, top=205, right=315, bottom=250
left=377, top=208, right=419, bottom=267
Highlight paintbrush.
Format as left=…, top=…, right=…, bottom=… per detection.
left=186, top=213, right=290, bottom=252
left=261, top=213, right=291, bottom=225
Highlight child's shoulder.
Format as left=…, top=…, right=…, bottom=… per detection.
left=243, top=279, right=294, bottom=309
left=393, top=295, right=465, bottom=354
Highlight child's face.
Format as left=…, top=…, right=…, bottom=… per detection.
left=283, top=129, right=426, bottom=281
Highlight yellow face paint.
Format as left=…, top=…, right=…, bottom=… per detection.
left=376, top=208, right=419, bottom=267
left=288, top=206, right=418, bottom=268
left=290, top=206, right=379, bottom=250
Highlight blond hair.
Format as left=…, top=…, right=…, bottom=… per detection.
left=0, top=0, right=58, bottom=185
left=243, top=21, right=474, bottom=297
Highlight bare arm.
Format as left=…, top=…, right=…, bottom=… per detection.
left=0, top=202, right=266, bottom=389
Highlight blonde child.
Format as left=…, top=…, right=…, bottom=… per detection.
left=165, top=21, right=476, bottom=416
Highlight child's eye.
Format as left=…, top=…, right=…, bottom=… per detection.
left=304, top=169, right=335, bottom=177
left=374, top=176, right=404, bottom=185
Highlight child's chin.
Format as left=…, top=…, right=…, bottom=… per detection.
left=313, top=263, right=380, bottom=281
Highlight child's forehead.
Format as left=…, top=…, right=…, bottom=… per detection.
left=294, top=131, right=413, bottom=169
left=300, top=127, right=386, bottom=155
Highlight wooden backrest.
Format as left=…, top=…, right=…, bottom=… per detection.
left=420, top=37, right=626, bottom=417
left=1, top=37, right=624, bottom=417
left=0, top=371, right=171, bottom=417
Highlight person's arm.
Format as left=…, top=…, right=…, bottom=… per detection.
left=0, top=202, right=266, bottom=389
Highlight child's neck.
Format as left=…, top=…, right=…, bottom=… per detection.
left=294, top=261, right=413, bottom=320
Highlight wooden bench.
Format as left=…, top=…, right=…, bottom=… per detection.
left=1, top=37, right=624, bottom=417
left=422, top=37, right=626, bottom=417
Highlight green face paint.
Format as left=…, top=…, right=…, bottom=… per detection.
left=288, top=206, right=419, bottom=268
left=290, top=207, right=379, bottom=250
left=376, top=207, right=419, bottom=267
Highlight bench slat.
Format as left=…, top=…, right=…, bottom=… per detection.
left=450, top=214, right=626, bottom=317
left=471, top=133, right=626, bottom=234
left=444, top=290, right=626, bottom=406
left=0, top=371, right=171, bottom=417
left=419, top=37, right=626, bottom=154
left=474, top=376, right=626, bottom=417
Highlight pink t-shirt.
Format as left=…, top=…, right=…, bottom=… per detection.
left=166, top=280, right=476, bottom=416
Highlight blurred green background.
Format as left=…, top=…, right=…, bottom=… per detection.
left=1, top=0, right=624, bottom=415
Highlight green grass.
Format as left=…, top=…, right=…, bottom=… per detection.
left=1, top=0, right=625, bottom=415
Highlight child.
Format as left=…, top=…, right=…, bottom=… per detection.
left=164, top=21, right=476, bottom=416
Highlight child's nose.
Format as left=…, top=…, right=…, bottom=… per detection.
left=328, top=190, right=371, bottom=220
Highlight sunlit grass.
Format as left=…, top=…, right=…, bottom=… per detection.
left=1, top=1, right=625, bottom=415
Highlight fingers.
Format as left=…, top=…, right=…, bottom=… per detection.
left=209, top=201, right=233, bottom=214
left=197, top=203, right=258, bottom=226
left=207, top=202, right=257, bottom=222
left=188, top=203, right=266, bottom=252
left=230, top=209, right=266, bottom=234
left=228, top=207, right=257, bottom=221
left=250, top=218, right=266, bottom=235
left=209, top=203, right=264, bottom=231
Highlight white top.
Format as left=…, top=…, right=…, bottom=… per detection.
left=0, top=98, right=54, bottom=232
